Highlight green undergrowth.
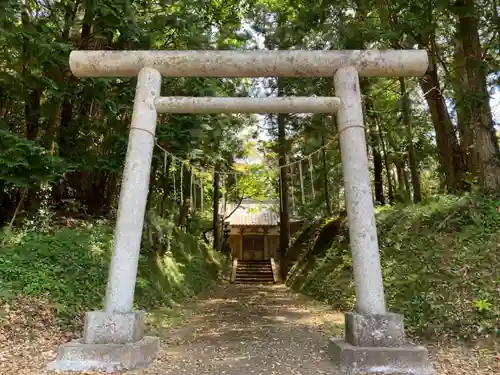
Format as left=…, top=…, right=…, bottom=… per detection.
left=288, top=194, right=500, bottom=340
left=0, top=219, right=223, bottom=329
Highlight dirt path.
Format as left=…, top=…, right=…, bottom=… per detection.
left=1, top=284, right=498, bottom=374
left=136, top=283, right=344, bottom=375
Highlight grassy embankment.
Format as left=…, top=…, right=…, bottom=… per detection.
left=0, top=218, right=224, bottom=333
left=288, top=194, right=499, bottom=340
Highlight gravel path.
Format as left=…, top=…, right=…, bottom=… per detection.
left=135, top=283, right=344, bottom=375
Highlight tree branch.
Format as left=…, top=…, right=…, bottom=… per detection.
left=223, top=194, right=247, bottom=221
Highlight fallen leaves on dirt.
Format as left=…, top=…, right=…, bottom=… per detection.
left=0, top=296, right=77, bottom=375
left=0, top=287, right=498, bottom=375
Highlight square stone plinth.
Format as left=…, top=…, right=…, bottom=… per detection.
left=47, top=336, right=159, bottom=373
left=345, top=312, right=404, bottom=347
left=329, top=338, right=434, bottom=375
left=84, top=310, right=145, bottom=344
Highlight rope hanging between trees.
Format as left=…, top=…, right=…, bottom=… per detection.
left=155, top=138, right=335, bottom=178
left=154, top=133, right=341, bottom=214
left=180, top=164, right=183, bottom=203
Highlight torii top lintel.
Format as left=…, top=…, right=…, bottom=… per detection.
left=69, top=50, right=429, bottom=78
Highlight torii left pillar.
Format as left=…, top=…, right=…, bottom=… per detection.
left=48, top=67, right=162, bottom=372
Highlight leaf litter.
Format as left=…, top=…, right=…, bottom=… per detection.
left=0, top=285, right=498, bottom=374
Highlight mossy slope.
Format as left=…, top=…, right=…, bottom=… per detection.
left=288, top=194, right=500, bottom=339
left=0, top=220, right=223, bottom=327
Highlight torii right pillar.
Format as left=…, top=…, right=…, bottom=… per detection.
left=330, top=66, right=433, bottom=374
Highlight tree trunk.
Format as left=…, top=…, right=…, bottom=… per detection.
left=394, top=160, right=409, bottom=202
left=321, top=136, right=332, bottom=215
left=372, top=140, right=385, bottom=205
left=159, top=155, right=172, bottom=215
left=21, top=3, right=41, bottom=142
left=0, top=181, right=11, bottom=226
left=278, top=112, right=290, bottom=266
left=24, top=90, right=41, bottom=141
left=178, top=165, right=192, bottom=228
left=399, top=77, right=422, bottom=202
left=378, top=122, right=394, bottom=204
left=55, top=0, right=94, bottom=206
left=452, top=34, right=472, bottom=162
left=43, top=2, right=78, bottom=154
left=59, top=0, right=93, bottom=156
left=212, top=171, right=221, bottom=251
left=364, top=86, right=385, bottom=205
left=418, top=39, right=466, bottom=192
left=455, top=0, right=500, bottom=192
left=403, top=165, right=412, bottom=199
left=395, top=161, right=404, bottom=193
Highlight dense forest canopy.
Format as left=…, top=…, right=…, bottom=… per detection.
left=0, top=0, right=499, bottom=232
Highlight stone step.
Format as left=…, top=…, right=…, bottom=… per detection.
left=235, top=279, right=274, bottom=284
left=235, top=260, right=275, bottom=284
left=236, top=268, right=272, bottom=272
left=236, top=274, right=274, bottom=279
left=236, top=273, right=274, bottom=278
left=236, top=273, right=273, bottom=278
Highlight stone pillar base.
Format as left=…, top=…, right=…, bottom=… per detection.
left=329, top=338, right=433, bottom=375
left=47, top=336, right=159, bottom=373
left=83, top=310, right=145, bottom=344
left=48, top=311, right=159, bottom=373
left=330, top=312, right=434, bottom=375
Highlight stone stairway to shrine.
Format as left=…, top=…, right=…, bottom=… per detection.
left=235, top=260, right=275, bottom=284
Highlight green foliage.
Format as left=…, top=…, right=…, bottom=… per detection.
left=0, top=223, right=110, bottom=322
left=229, top=162, right=278, bottom=201
left=0, top=218, right=223, bottom=326
left=289, top=194, right=500, bottom=339
left=0, top=129, right=67, bottom=187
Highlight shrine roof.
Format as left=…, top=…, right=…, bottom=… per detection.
left=222, top=199, right=279, bottom=227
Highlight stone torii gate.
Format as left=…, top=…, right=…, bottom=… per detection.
left=49, top=50, right=433, bottom=375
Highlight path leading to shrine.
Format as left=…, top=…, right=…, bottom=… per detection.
left=135, top=284, right=344, bottom=375
left=2, top=282, right=496, bottom=374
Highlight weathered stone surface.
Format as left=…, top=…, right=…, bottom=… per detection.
left=47, top=336, right=159, bottom=373
left=345, top=312, right=404, bottom=347
left=83, top=310, right=145, bottom=344
left=103, top=67, right=161, bottom=314
left=329, top=338, right=434, bottom=375
left=154, top=96, right=341, bottom=114
left=334, top=66, right=386, bottom=315
left=69, top=50, right=429, bottom=78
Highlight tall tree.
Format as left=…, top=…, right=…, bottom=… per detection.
left=400, top=77, right=422, bottom=202
left=455, top=0, right=500, bottom=191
